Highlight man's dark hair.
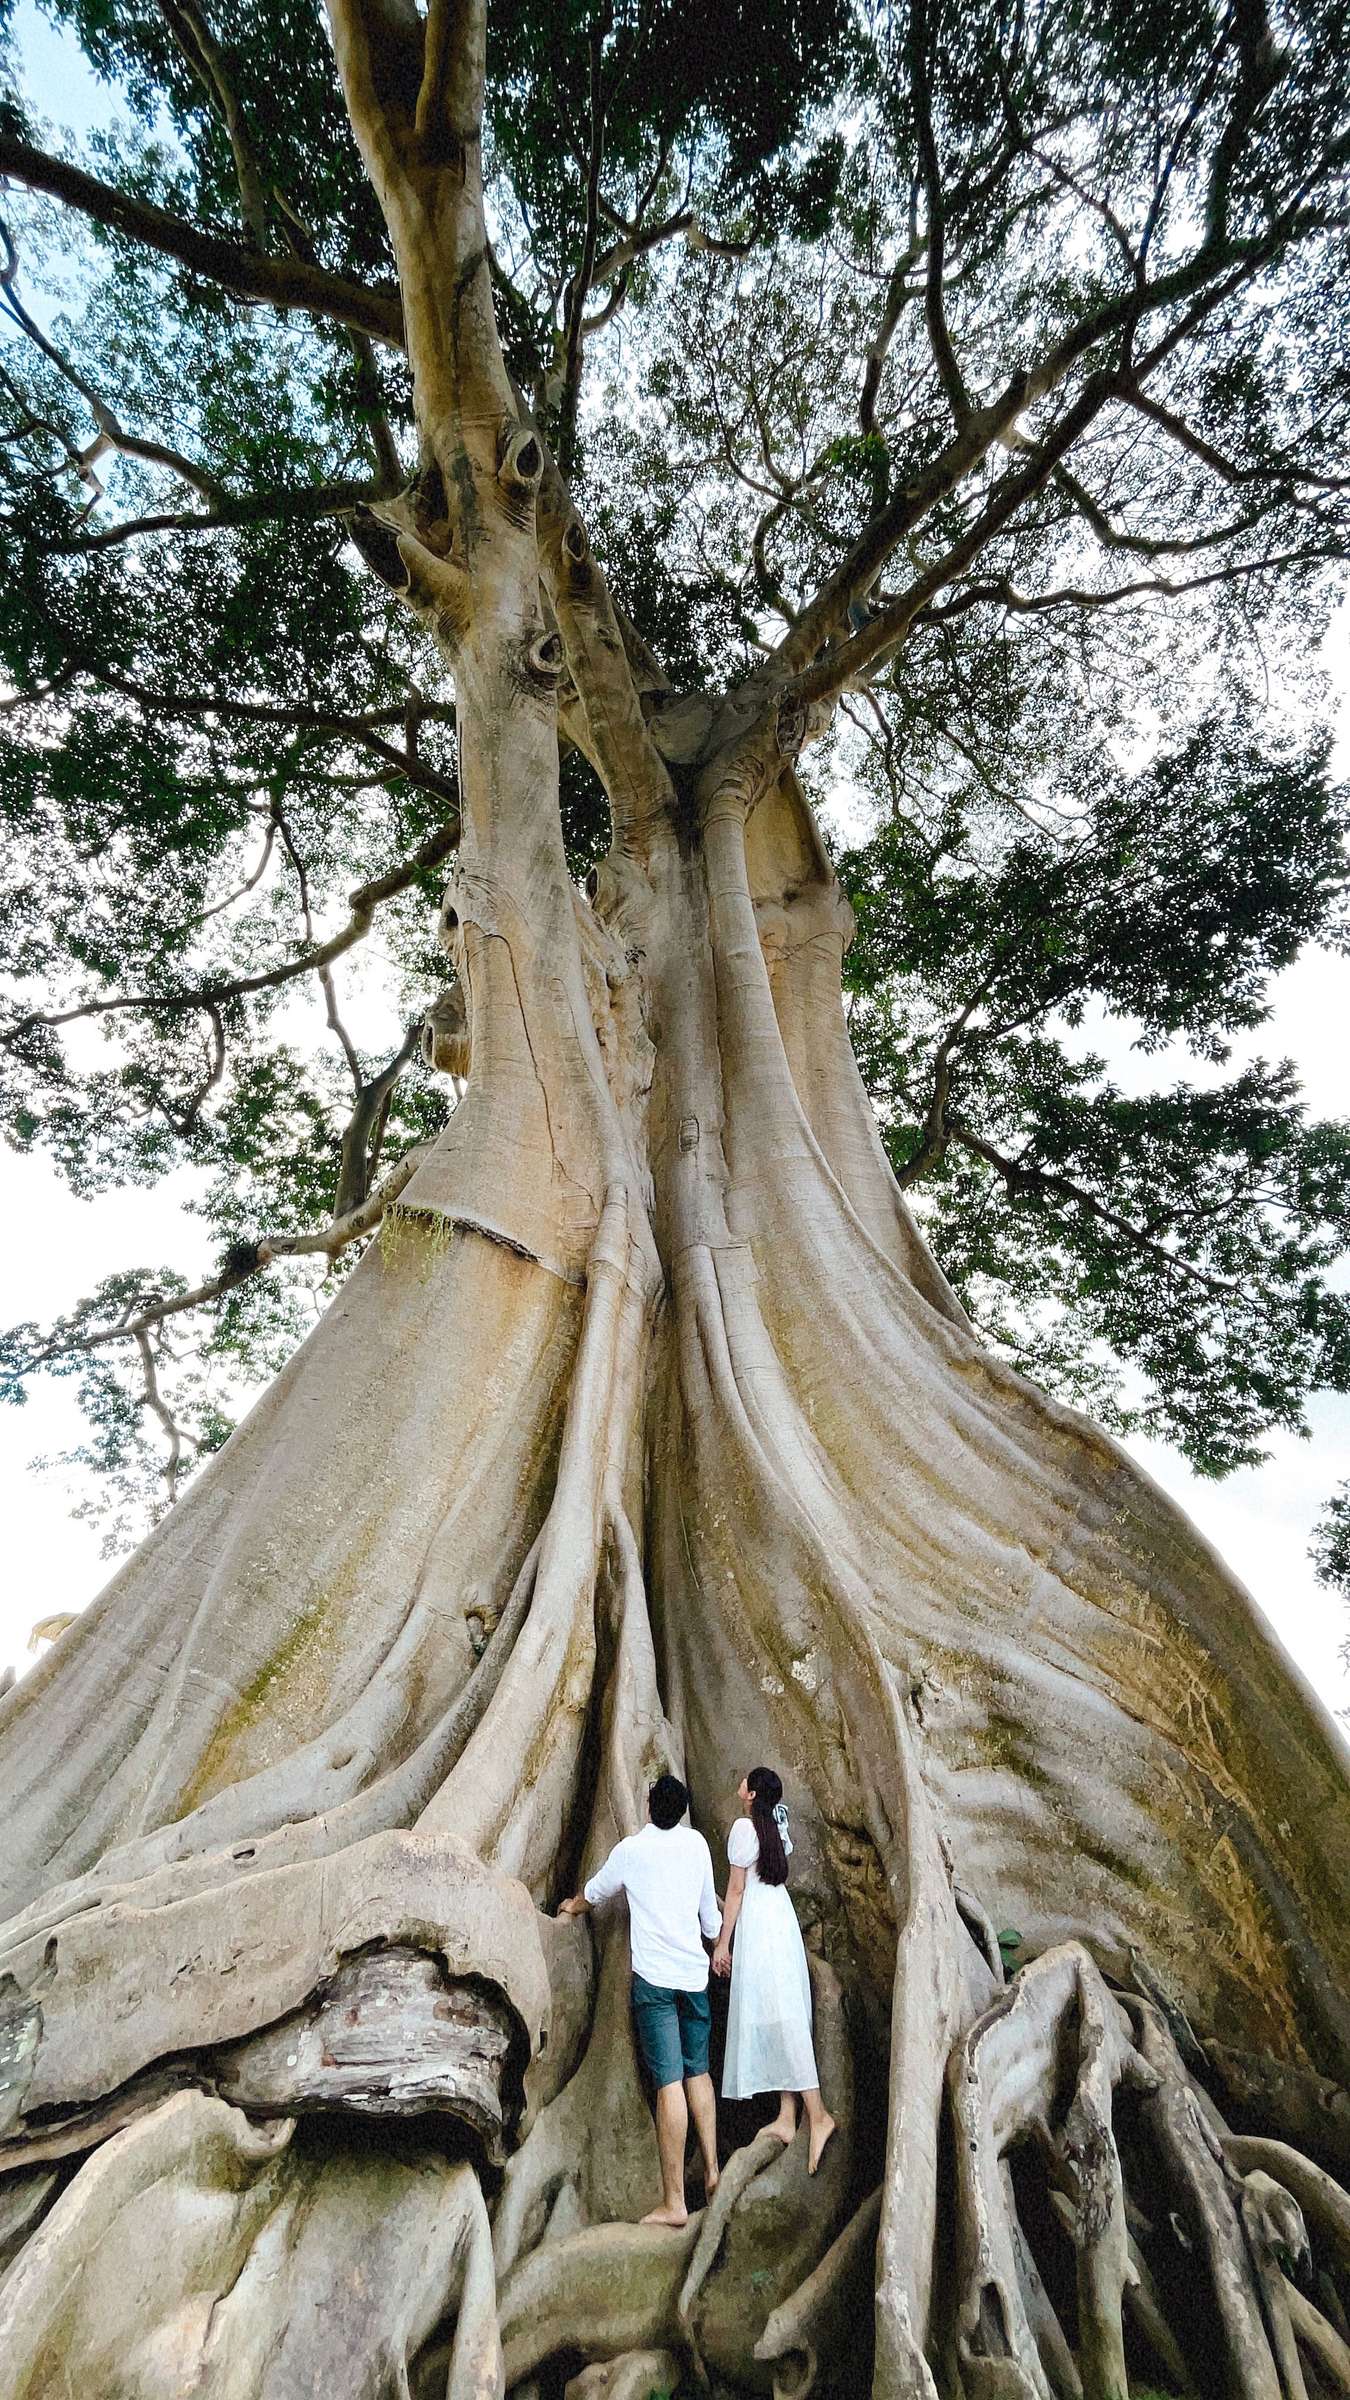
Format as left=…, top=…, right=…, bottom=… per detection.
left=648, top=1773, right=689, bottom=1829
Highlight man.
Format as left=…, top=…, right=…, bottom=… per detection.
left=559, top=1772, right=722, bottom=2226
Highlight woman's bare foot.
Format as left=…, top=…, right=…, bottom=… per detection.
left=641, top=2203, right=690, bottom=2228
left=703, top=2166, right=720, bottom=2200
left=807, top=2113, right=836, bottom=2175
left=765, top=2111, right=797, bottom=2145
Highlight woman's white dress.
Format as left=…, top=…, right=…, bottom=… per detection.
left=722, top=1817, right=819, bottom=2098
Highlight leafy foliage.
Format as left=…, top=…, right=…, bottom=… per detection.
left=1, top=0, right=1348, bottom=1562
left=838, top=707, right=1350, bottom=1471
left=1313, top=1483, right=1350, bottom=1603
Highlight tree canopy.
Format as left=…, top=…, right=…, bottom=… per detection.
left=1, top=0, right=1348, bottom=1557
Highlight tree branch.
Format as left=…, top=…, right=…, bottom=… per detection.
left=2, top=820, right=460, bottom=1047
left=793, top=367, right=1118, bottom=704
left=1050, top=459, right=1274, bottom=557
left=859, top=232, right=925, bottom=437
left=908, top=0, right=970, bottom=424
left=892, top=981, right=997, bottom=1188
left=1205, top=0, right=1283, bottom=250
left=134, top=1327, right=192, bottom=1501
left=52, top=475, right=385, bottom=552
left=557, top=12, right=607, bottom=479
left=778, top=192, right=1338, bottom=675
left=0, top=238, right=228, bottom=512
left=0, top=131, right=404, bottom=346
left=157, top=0, right=271, bottom=244
left=943, top=1111, right=1248, bottom=1300
left=1122, top=385, right=1350, bottom=494
left=12, top=1144, right=428, bottom=1375
left=154, top=0, right=406, bottom=488
left=7, top=597, right=460, bottom=806
left=913, top=543, right=1337, bottom=625
left=332, top=1020, right=423, bottom=1216
left=534, top=434, right=677, bottom=850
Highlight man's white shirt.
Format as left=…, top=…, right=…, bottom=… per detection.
left=583, top=1822, right=722, bottom=1990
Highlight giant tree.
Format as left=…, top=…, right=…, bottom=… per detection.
left=1, top=0, right=1350, bottom=2392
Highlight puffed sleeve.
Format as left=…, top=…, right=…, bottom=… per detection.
left=727, top=1818, right=758, bottom=1871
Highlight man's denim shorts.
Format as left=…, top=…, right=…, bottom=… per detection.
left=631, top=1973, right=712, bottom=2088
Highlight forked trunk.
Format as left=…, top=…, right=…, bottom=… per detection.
left=1, top=0, right=1348, bottom=2389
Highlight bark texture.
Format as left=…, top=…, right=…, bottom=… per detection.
left=2, top=3, right=1348, bottom=2393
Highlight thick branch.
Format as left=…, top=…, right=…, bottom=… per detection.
left=794, top=367, right=1118, bottom=703
left=326, top=0, right=511, bottom=447
left=333, top=1021, right=423, bottom=1217
left=55, top=475, right=384, bottom=552
left=891, top=980, right=996, bottom=1189
left=1205, top=0, right=1283, bottom=250
left=0, top=132, right=404, bottom=346
left=859, top=237, right=924, bottom=437
left=536, top=442, right=676, bottom=848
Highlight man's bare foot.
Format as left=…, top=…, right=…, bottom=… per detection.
left=807, top=2114, right=836, bottom=2175
left=641, top=2203, right=690, bottom=2228
left=703, top=2168, right=720, bottom=2200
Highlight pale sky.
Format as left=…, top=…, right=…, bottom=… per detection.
left=0, top=2, right=1347, bottom=1716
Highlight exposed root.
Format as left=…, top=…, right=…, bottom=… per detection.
left=0, top=1831, right=554, bottom=2150
left=677, top=2125, right=787, bottom=2350
left=680, top=1956, right=858, bottom=2388
left=754, top=2187, right=883, bottom=2400
left=1129, top=1994, right=1285, bottom=2398
left=1284, top=2281, right=1350, bottom=2394
left=0, top=2091, right=497, bottom=2396
left=493, top=1499, right=683, bottom=2272
left=497, top=2218, right=697, bottom=2387
left=930, top=1941, right=1350, bottom=2400
left=444, top=2168, right=505, bottom=2400
left=493, top=1920, right=663, bottom=2273
left=563, top=2352, right=684, bottom=2400
left=1225, top=2137, right=1350, bottom=2278
left=1209, top=2048, right=1350, bottom=2183
left=947, top=1943, right=1147, bottom=2396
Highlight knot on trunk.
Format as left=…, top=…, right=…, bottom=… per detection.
left=498, top=425, right=544, bottom=511
left=422, top=981, right=470, bottom=1078
left=561, top=516, right=591, bottom=586
left=523, top=629, right=565, bottom=688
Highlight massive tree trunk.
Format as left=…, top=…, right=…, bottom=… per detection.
left=3, top=5, right=1349, bottom=2394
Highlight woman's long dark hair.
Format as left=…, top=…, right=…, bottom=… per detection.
left=747, top=1766, right=789, bottom=1886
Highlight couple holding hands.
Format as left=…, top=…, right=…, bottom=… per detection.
left=559, top=1765, right=836, bottom=2226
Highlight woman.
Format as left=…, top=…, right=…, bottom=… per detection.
left=711, top=1766, right=836, bottom=2172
